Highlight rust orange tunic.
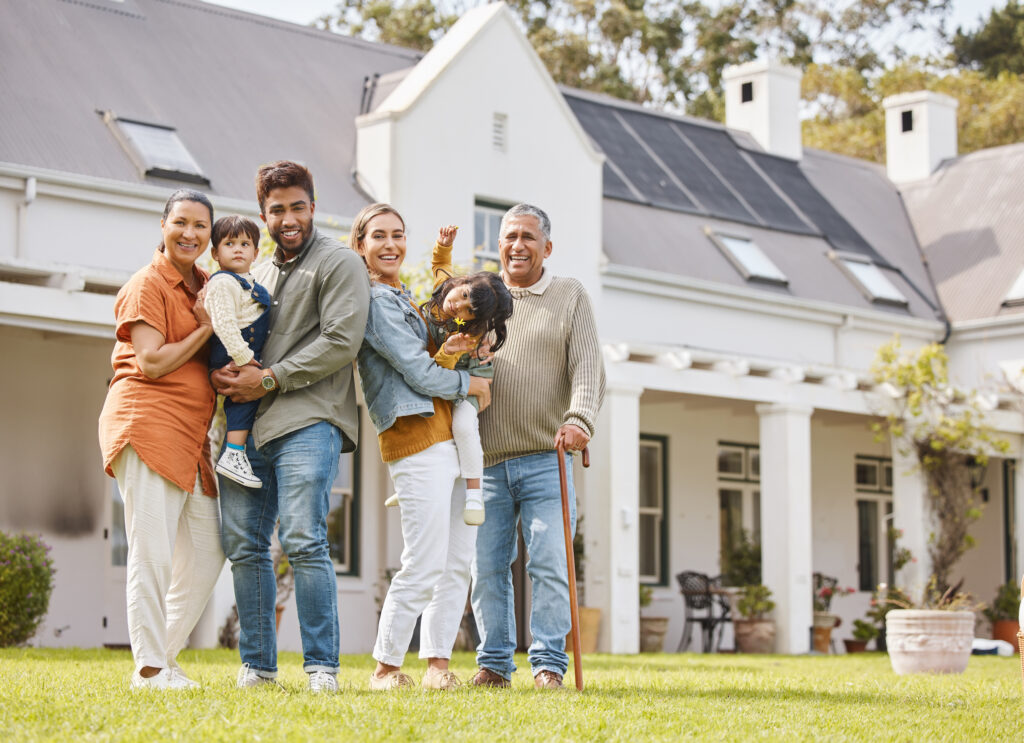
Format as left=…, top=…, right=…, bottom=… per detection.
left=98, top=249, right=217, bottom=496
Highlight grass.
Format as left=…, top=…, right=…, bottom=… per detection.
left=1, top=649, right=1022, bottom=741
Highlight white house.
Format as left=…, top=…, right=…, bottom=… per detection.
left=2, top=0, right=1022, bottom=657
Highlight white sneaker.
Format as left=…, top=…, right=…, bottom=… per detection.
left=236, top=663, right=274, bottom=688
left=308, top=670, right=338, bottom=694
left=463, top=495, right=485, bottom=526
left=130, top=668, right=192, bottom=690
left=384, top=493, right=399, bottom=508
left=168, top=666, right=200, bottom=689
left=217, top=448, right=262, bottom=488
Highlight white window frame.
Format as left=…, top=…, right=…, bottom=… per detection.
left=103, top=112, right=208, bottom=185
left=639, top=435, right=668, bottom=585
left=832, top=253, right=908, bottom=307
left=708, top=230, right=788, bottom=285
left=473, top=201, right=507, bottom=270
left=717, top=442, right=761, bottom=585
left=855, top=455, right=894, bottom=591
left=327, top=451, right=359, bottom=576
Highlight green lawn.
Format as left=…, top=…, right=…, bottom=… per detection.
left=1, top=648, right=1021, bottom=741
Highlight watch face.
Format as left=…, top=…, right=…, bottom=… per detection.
left=262, top=375, right=275, bottom=390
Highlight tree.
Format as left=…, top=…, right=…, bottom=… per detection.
left=953, top=1, right=1024, bottom=77
left=802, top=61, right=1024, bottom=163
left=870, top=337, right=1009, bottom=597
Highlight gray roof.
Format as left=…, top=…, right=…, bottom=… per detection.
left=565, top=88, right=942, bottom=321
left=901, top=142, right=1024, bottom=322
left=0, top=0, right=421, bottom=214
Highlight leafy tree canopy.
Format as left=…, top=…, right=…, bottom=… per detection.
left=953, top=0, right=1024, bottom=77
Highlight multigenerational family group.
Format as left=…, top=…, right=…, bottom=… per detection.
left=96, top=161, right=606, bottom=693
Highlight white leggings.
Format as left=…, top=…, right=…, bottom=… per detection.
left=451, top=399, right=483, bottom=480
left=112, top=446, right=225, bottom=672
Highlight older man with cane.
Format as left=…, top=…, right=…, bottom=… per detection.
left=470, top=203, right=605, bottom=690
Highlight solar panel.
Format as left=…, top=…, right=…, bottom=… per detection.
left=677, top=123, right=813, bottom=235
left=616, top=108, right=756, bottom=223
left=566, top=96, right=696, bottom=212
left=751, top=153, right=881, bottom=261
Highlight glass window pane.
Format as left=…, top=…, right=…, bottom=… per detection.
left=885, top=501, right=895, bottom=587
left=639, top=514, right=657, bottom=579
left=1005, top=267, right=1024, bottom=304
left=856, top=460, right=878, bottom=487
left=752, top=491, right=761, bottom=545
left=334, top=454, right=352, bottom=489
left=118, top=120, right=205, bottom=179
left=487, top=212, right=502, bottom=253
left=857, top=500, right=879, bottom=591
left=327, top=492, right=350, bottom=570
left=749, top=449, right=760, bottom=480
left=474, top=210, right=486, bottom=252
left=842, top=259, right=907, bottom=304
left=718, top=448, right=744, bottom=476
left=883, top=462, right=893, bottom=491
left=639, top=442, right=660, bottom=509
left=719, top=235, right=787, bottom=282
left=719, top=489, right=743, bottom=579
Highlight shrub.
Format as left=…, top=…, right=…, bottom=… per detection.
left=737, top=584, right=775, bottom=619
left=0, top=532, right=56, bottom=646
left=982, top=581, right=1020, bottom=623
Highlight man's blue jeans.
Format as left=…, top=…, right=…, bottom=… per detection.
left=471, top=451, right=576, bottom=680
left=219, top=421, right=341, bottom=677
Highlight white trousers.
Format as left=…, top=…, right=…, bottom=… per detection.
left=374, top=440, right=476, bottom=666
left=112, top=446, right=225, bottom=672
left=451, top=399, right=483, bottom=480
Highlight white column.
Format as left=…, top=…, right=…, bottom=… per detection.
left=891, top=442, right=931, bottom=600
left=756, top=403, right=813, bottom=654
left=584, top=384, right=642, bottom=654
left=1013, top=453, right=1024, bottom=585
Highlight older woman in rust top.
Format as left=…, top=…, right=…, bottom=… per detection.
left=98, top=188, right=225, bottom=691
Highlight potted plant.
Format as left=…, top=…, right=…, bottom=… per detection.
left=983, top=581, right=1021, bottom=649
left=734, top=584, right=776, bottom=653
left=639, top=584, right=670, bottom=652
left=867, top=582, right=912, bottom=652
left=812, top=573, right=854, bottom=654
left=844, top=619, right=879, bottom=653
left=871, top=338, right=1009, bottom=674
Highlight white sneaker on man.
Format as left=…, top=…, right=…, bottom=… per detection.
left=308, top=670, right=338, bottom=694
left=217, top=448, right=262, bottom=488
left=236, top=663, right=274, bottom=688
left=130, top=668, right=192, bottom=690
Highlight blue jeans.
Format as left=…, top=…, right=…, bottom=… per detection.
left=219, top=421, right=341, bottom=676
left=471, top=451, right=575, bottom=679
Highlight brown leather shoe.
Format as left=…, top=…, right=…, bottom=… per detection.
left=533, top=670, right=563, bottom=689
left=471, top=668, right=510, bottom=688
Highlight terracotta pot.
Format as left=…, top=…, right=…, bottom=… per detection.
left=275, top=604, right=285, bottom=631
left=992, top=619, right=1020, bottom=650
left=843, top=638, right=869, bottom=654
left=734, top=619, right=775, bottom=654
left=639, top=616, right=670, bottom=653
left=886, top=609, right=974, bottom=674
left=567, top=606, right=602, bottom=653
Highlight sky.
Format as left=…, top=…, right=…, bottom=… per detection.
left=206, top=0, right=1006, bottom=54
left=206, top=0, right=1006, bottom=35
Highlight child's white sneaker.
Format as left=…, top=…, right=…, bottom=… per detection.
left=384, top=493, right=399, bottom=508
left=463, top=489, right=485, bottom=526
left=217, top=448, right=262, bottom=488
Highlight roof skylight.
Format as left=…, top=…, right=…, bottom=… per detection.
left=1003, top=267, right=1024, bottom=306
left=103, top=112, right=208, bottom=184
left=836, top=256, right=908, bottom=306
left=710, top=232, right=788, bottom=285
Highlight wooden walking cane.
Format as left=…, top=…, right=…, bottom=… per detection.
left=557, top=438, right=589, bottom=691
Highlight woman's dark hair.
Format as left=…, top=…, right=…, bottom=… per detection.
left=159, top=189, right=213, bottom=251
left=212, top=215, right=261, bottom=253
left=256, top=160, right=315, bottom=211
left=423, top=271, right=513, bottom=353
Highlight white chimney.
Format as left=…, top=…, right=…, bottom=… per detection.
left=882, top=91, right=958, bottom=185
left=722, top=59, right=803, bottom=160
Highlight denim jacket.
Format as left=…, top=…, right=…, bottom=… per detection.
left=358, top=282, right=470, bottom=434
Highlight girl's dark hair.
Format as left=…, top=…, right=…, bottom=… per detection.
left=212, top=215, right=261, bottom=253
left=423, top=271, right=513, bottom=353
left=159, top=189, right=213, bottom=251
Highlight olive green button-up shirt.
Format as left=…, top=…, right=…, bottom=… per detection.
left=251, top=228, right=370, bottom=451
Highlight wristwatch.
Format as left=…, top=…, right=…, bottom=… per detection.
left=261, top=370, right=278, bottom=391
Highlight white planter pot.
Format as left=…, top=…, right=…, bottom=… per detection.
left=886, top=609, right=974, bottom=674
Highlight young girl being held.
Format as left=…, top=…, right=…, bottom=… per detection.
left=204, top=216, right=272, bottom=489
left=384, top=225, right=512, bottom=525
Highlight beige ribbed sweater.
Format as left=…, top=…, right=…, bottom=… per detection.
left=479, top=270, right=605, bottom=468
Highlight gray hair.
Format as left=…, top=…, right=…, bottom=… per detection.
left=500, top=203, right=551, bottom=243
